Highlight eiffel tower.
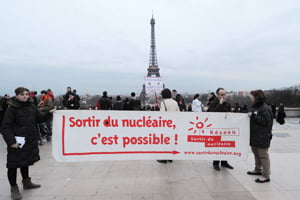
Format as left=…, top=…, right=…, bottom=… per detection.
left=147, top=15, right=160, bottom=77
left=140, top=15, right=162, bottom=107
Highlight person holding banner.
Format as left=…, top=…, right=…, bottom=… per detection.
left=0, top=87, right=54, bottom=200
left=248, top=89, right=273, bottom=183
left=207, top=88, right=234, bottom=171
left=157, top=88, right=180, bottom=164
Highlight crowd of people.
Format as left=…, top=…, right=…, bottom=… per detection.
left=0, top=85, right=288, bottom=199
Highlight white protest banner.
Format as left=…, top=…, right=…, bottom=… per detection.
left=52, top=110, right=249, bottom=162
left=144, top=76, right=164, bottom=95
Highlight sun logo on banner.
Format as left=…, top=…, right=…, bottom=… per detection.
left=188, top=116, right=213, bottom=134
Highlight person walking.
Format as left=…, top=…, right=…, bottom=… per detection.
left=207, top=88, right=234, bottom=171
left=276, top=103, right=286, bottom=125
left=157, top=88, right=180, bottom=164
left=0, top=87, right=54, bottom=200
left=247, top=89, right=273, bottom=183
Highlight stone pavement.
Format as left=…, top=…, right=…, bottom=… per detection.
left=1, top=118, right=299, bottom=200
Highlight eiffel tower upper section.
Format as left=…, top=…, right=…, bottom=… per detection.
left=147, top=15, right=160, bottom=77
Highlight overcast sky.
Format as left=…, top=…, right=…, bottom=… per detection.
left=0, top=0, right=299, bottom=96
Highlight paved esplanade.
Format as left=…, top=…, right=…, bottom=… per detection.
left=1, top=118, right=299, bottom=200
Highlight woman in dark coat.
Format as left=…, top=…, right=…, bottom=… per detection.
left=247, top=90, right=273, bottom=183
left=276, top=104, right=286, bottom=125
left=0, top=87, right=53, bottom=200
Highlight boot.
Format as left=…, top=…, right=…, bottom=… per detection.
left=46, top=135, right=51, bottom=142
left=22, top=178, right=41, bottom=190
left=11, top=184, right=22, bottom=200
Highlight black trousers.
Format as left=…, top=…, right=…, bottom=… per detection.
left=7, top=167, right=29, bottom=186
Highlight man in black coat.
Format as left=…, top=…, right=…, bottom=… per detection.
left=98, top=91, right=112, bottom=110
left=128, top=92, right=141, bottom=111
left=62, top=86, right=73, bottom=108
left=65, top=93, right=80, bottom=110
left=207, top=88, right=234, bottom=171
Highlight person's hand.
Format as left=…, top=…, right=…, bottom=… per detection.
left=10, top=143, right=20, bottom=148
left=248, top=112, right=252, bottom=117
left=50, top=106, right=56, bottom=113
left=219, top=97, right=225, bottom=104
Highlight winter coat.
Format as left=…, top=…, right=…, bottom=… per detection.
left=249, top=103, right=273, bottom=148
left=192, top=98, right=204, bottom=112
left=160, top=98, right=180, bottom=112
left=207, top=98, right=231, bottom=112
left=62, top=91, right=73, bottom=107
left=47, top=91, right=55, bottom=103
left=38, top=95, right=54, bottom=113
left=0, top=97, right=51, bottom=168
left=113, top=101, right=124, bottom=110
left=66, top=98, right=80, bottom=110
left=276, top=108, right=286, bottom=125
left=174, top=94, right=186, bottom=111
left=128, top=98, right=141, bottom=110
left=98, top=96, right=112, bottom=110
left=207, top=95, right=217, bottom=107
